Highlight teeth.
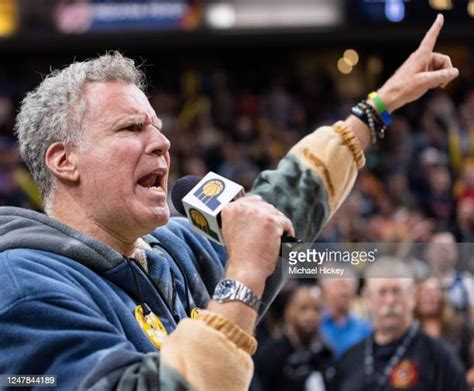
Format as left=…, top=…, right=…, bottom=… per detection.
left=138, top=173, right=161, bottom=188
left=149, top=186, right=162, bottom=191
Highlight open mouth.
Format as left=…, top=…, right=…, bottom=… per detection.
left=137, top=173, right=164, bottom=192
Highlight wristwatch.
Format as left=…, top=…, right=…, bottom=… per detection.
left=212, top=279, right=261, bottom=312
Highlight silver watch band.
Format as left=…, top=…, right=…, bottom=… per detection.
left=213, top=279, right=261, bottom=311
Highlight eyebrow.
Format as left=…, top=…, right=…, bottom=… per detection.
left=111, top=114, right=146, bottom=130
left=109, top=113, right=163, bottom=132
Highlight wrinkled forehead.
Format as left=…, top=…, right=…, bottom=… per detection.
left=366, top=277, right=414, bottom=293
left=81, top=80, right=156, bottom=126
left=419, top=277, right=442, bottom=291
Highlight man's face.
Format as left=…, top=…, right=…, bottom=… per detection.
left=425, top=233, right=457, bottom=273
left=416, top=278, right=443, bottom=317
left=365, top=278, right=415, bottom=337
left=72, top=81, right=171, bottom=241
left=322, top=278, right=357, bottom=313
left=285, top=287, right=322, bottom=337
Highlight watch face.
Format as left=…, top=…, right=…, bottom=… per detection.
left=215, top=279, right=235, bottom=300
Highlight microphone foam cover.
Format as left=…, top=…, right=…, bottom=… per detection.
left=171, top=175, right=202, bottom=216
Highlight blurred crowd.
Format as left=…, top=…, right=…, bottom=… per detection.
left=1, top=57, right=474, bottom=389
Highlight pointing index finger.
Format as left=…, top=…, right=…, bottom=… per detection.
left=418, top=14, right=444, bottom=53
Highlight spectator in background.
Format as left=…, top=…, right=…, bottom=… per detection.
left=415, top=276, right=473, bottom=373
left=0, top=95, right=15, bottom=137
left=254, top=284, right=332, bottom=391
left=423, top=165, right=454, bottom=230
left=456, top=198, right=474, bottom=242
left=319, top=271, right=372, bottom=358
left=386, top=169, right=417, bottom=209
left=425, top=232, right=474, bottom=321
left=318, top=192, right=368, bottom=242
left=0, top=139, right=41, bottom=210
left=454, top=158, right=474, bottom=203
left=261, top=76, right=295, bottom=127
left=454, top=159, right=474, bottom=241
left=328, top=260, right=470, bottom=391
left=408, top=146, right=447, bottom=205
left=458, top=82, right=474, bottom=159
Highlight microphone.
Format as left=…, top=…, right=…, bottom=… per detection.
left=171, top=173, right=302, bottom=248
left=171, top=175, right=201, bottom=216
left=171, top=172, right=245, bottom=244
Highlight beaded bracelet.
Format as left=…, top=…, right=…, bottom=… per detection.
left=351, top=104, right=376, bottom=144
left=360, top=101, right=386, bottom=134
left=350, top=100, right=386, bottom=144
left=360, top=100, right=386, bottom=140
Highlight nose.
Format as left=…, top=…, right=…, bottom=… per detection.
left=146, top=126, right=171, bottom=156
left=383, top=291, right=398, bottom=305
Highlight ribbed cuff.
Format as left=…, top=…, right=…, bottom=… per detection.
left=197, top=310, right=258, bottom=355
left=332, top=121, right=366, bottom=169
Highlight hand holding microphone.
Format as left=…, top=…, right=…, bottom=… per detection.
left=172, top=172, right=296, bottom=297
left=172, top=173, right=300, bottom=247
left=220, top=194, right=294, bottom=296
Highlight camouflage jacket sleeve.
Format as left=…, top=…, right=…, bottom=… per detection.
left=249, top=121, right=365, bottom=317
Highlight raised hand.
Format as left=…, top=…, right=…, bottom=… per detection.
left=378, top=14, right=459, bottom=113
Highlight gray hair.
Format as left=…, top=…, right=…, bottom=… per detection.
left=364, top=256, right=415, bottom=289
left=15, top=51, right=146, bottom=208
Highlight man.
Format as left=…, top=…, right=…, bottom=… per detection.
left=319, top=273, right=372, bottom=358
left=328, top=259, right=470, bottom=391
left=254, top=284, right=332, bottom=391
left=425, top=231, right=474, bottom=321
left=0, top=15, right=459, bottom=390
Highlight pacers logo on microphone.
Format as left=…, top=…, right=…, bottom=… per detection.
left=189, top=208, right=219, bottom=241
left=193, top=179, right=225, bottom=211
left=181, top=172, right=244, bottom=244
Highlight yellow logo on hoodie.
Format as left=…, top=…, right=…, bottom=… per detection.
left=134, top=304, right=168, bottom=350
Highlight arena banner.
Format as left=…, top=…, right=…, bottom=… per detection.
left=54, top=0, right=201, bottom=34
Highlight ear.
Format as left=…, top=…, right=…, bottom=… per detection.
left=45, top=142, right=80, bottom=183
